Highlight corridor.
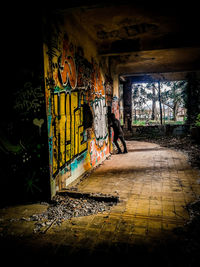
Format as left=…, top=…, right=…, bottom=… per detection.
left=1, top=141, right=200, bottom=266
left=2, top=3, right=200, bottom=266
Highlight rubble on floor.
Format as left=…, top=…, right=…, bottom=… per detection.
left=28, top=194, right=118, bottom=233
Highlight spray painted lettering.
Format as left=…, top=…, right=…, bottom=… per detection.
left=91, top=63, right=105, bottom=96
left=58, top=38, right=77, bottom=89
left=92, top=98, right=108, bottom=147
left=44, top=30, right=110, bottom=194
left=51, top=91, right=87, bottom=177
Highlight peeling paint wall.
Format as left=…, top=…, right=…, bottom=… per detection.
left=43, top=15, right=113, bottom=196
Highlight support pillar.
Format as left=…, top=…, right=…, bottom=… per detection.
left=112, top=74, right=120, bottom=119
left=123, top=78, right=132, bottom=130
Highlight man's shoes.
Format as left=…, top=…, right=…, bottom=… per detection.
left=117, top=151, right=122, bottom=154
left=123, top=150, right=128, bottom=153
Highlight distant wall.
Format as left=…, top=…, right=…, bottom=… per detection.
left=128, top=124, right=190, bottom=137
left=43, top=14, right=113, bottom=196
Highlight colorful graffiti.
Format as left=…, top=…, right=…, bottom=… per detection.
left=91, top=62, right=105, bottom=97
left=88, top=132, right=109, bottom=167
left=92, top=98, right=108, bottom=147
left=51, top=90, right=87, bottom=177
left=58, top=36, right=77, bottom=89
left=76, top=50, right=93, bottom=89
left=44, top=30, right=111, bottom=194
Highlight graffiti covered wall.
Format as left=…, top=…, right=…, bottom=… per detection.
left=43, top=20, right=111, bottom=196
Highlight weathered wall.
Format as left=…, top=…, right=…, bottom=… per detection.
left=126, top=124, right=190, bottom=138
left=1, top=9, right=50, bottom=206
left=43, top=14, right=113, bottom=196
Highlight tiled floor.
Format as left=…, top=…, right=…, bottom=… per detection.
left=75, top=141, right=199, bottom=227
left=0, top=141, right=200, bottom=265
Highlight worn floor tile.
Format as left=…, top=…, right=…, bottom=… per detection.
left=1, top=141, right=200, bottom=263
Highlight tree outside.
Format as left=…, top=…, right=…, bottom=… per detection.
left=132, top=80, right=187, bottom=125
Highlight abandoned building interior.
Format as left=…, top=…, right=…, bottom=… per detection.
left=1, top=1, right=200, bottom=266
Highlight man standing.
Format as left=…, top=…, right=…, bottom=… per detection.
left=109, top=113, right=128, bottom=154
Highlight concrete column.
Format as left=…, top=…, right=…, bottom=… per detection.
left=123, top=78, right=132, bottom=130
left=112, top=74, right=120, bottom=119
left=113, top=74, right=119, bottom=98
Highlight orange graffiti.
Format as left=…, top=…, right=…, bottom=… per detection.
left=84, top=132, right=109, bottom=169
left=59, top=39, right=77, bottom=89
left=91, top=63, right=105, bottom=97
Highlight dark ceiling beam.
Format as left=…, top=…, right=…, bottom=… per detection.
left=99, top=39, right=200, bottom=57
left=99, top=46, right=200, bottom=57
left=119, top=70, right=200, bottom=82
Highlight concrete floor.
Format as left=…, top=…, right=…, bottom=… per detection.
left=1, top=141, right=200, bottom=266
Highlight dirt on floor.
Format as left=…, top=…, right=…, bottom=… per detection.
left=137, top=135, right=200, bottom=170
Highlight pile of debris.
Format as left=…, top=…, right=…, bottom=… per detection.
left=28, top=193, right=118, bottom=233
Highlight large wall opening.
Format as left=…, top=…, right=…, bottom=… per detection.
left=132, top=80, right=187, bottom=126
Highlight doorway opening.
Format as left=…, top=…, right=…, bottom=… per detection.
left=132, top=80, right=187, bottom=126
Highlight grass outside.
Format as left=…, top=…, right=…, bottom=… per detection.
left=132, top=120, right=185, bottom=126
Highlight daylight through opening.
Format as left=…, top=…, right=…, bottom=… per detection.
left=132, top=80, right=187, bottom=126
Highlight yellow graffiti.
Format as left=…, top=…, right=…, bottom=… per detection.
left=66, top=94, right=71, bottom=162
left=52, top=91, right=87, bottom=176
left=52, top=94, right=59, bottom=175
left=60, top=93, right=66, bottom=167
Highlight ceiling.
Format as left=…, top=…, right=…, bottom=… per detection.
left=53, top=1, right=200, bottom=80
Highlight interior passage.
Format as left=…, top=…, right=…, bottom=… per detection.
left=1, top=141, right=200, bottom=266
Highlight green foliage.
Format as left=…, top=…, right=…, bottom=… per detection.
left=132, top=80, right=187, bottom=123
left=161, top=81, right=186, bottom=107
left=24, top=171, right=42, bottom=195
left=148, top=120, right=158, bottom=125
left=195, top=114, right=200, bottom=127
left=132, top=120, right=146, bottom=126
left=132, top=84, right=149, bottom=109
left=183, top=72, right=200, bottom=125
left=167, top=121, right=184, bottom=125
